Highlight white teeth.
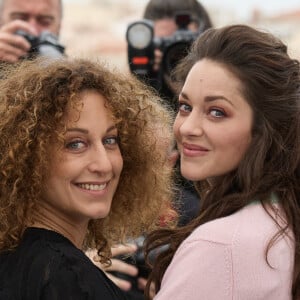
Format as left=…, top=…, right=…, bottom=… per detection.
left=77, top=183, right=107, bottom=191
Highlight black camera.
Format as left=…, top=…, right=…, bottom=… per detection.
left=15, top=30, right=65, bottom=59
left=126, top=13, right=200, bottom=95
left=109, top=235, right=169, bottom=292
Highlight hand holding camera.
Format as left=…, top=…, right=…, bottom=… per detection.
left=15, top=29, right=65, bottom=59
left=86, top=244, right=139, bottom=292
left=0, top=19, right=37, bottom=62
left=0, top=19, right=64, bottom=63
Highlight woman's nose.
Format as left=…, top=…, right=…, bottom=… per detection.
left=87, top=145, right=113, bottom=174
left=179, top=112, right=204, bottom=137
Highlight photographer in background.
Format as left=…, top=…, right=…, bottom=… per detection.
left=139, top=0, right=212, bottom=108
left=139, top=0, right=213, bottom=230
left=140, top=0, right=213, bottom=227
left=0, top=0, right=62, bottom=62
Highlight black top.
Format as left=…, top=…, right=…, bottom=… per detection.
left=0, top=227, right=128, bottom=300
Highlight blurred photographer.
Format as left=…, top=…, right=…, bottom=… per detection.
left=0, top=0, right=64, bottom=62
left=127, top=0, right=212, bottom=110
left=139, top=0, right=213, bottom=228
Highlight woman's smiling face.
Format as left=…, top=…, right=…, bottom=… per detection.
left=174, top=59, right=253, bottom=181
left=41, top=90, right=123, bottom=226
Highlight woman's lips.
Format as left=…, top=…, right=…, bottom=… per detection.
left=182, top=142, right=209, bottom=157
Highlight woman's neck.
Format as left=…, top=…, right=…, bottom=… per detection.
left=30, top=207, right=87, bottom=249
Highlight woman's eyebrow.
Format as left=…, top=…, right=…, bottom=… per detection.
left=204, top=95, right=234, bottom=107
left=66, top=125, right=117, bottom=134
left=180, top=91, right=234, bottom=107
left=66, top=128, right=88, bottom=134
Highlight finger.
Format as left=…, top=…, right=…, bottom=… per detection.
left=105, top=258, right=138, bottom=276
left=0, top=39, right=29, bottom=60
left=138, top=279, right=156, bottom=299
left=85, top=248, right=98, bottom=261
left=168, top=149, right=179, bottom=167
left=137, top=277, right=147, bottom=290
left=105, top=273, right=132, bottom=291
left=153, top=48, right=163, bottom=71
left=0, top=51, right=20, bottom=63
left=0, top=20, right=37, bottom=62
left=0, top=32, right=32, bottom=63
left=154, top=48, right=162, bottom=59
left=1, top=19, right=38, bottom=35
left=111, top=243, right=137, bottom=257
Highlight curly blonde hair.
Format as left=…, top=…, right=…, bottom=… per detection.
left=0, top=57, right=175, bottom=261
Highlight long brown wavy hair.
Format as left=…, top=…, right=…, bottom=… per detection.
left=0, top=57, right=176, bottom=263
left=145, top=24, right=300, bottom=299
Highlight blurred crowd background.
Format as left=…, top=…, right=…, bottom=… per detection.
left=60, top=0, right=300, bottom=71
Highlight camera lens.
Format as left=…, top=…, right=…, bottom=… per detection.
left=127, top=21, right=153, bottom=50
left=163, top=42, right=191, bottom=75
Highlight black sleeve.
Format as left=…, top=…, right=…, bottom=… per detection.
left=39, top=255, right=128, bottom=300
